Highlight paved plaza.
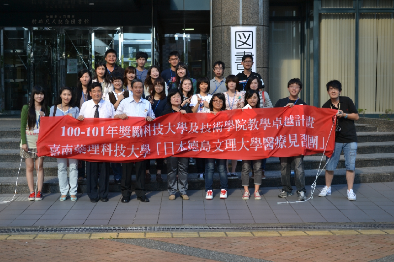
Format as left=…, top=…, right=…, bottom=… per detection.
left=0, top=182, right=394, bottom=227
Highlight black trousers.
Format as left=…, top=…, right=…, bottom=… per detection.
left=86, top=161, right=110, bottom=200
left=121, top=161, right=146, bottom=198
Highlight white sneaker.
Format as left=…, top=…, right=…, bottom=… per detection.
left=206, top=190, right=213, bottom=200
left=220, top=189, right=227, bottom=199
left=318, top=186, right=331, bottom=197
left=347, top=189, right=356, bottom=201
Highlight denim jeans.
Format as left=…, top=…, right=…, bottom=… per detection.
left=110, top=162, right=122, bottom=180
left=280, top=156, right=305, bottom=193
left=205, top=159, right=228, bottom=191
left=326, top=142, right=357, bottom=171
left=57, top=158, right=78, bottom=195
left=241, top=160, right=262, bottom=186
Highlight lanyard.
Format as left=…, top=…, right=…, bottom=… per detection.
left=211, top=79, right=224, bottom=94
left=287, top=97, right=299, bottom=105
left=36, top=114, right=41, bottom=129
left=82, top=92, right=87, bottom=102
left=154, top=99, right=161, bottom=114
left=226, top=92, right=236, bottom=110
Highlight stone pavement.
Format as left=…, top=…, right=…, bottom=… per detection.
left=1, top=182, right=394, bottom=261
left=1, top=232, right=394, bottom=261
left=0, top=182, right=394, bottom=227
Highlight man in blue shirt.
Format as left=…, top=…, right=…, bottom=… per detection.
left=135, top=52, right=149, bottom=83
left=161, top=51, right=180, bottom=90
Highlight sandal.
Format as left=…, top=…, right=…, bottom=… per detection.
left=59, top=195, right=67, bottom=201
left=70, top=195, right=78, bottom=201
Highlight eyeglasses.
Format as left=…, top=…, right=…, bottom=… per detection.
left=243, top=60, right=253, bottom=63
left=169, top=58, right=179, bottom=61
left=213, top=67, right=223, bottom=71
left=213, top=100, right=223, bottom=103
left=113, top=80, right=123, bottom=83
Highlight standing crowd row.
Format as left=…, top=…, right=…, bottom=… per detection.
left=20, top=49, right=360, bottom=203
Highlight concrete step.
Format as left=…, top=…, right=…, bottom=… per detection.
left=357, top=132, right=394, bottom=142
left=355, top=124, right=377, bottom=132
left=2, top=153, right=394, bottom=178
left=1, top=166, right=393, bottom=193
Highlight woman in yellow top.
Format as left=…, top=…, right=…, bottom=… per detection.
left=20, top=85, right=50, bottom=201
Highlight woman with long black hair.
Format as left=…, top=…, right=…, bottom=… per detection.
left=92, top=61, right=114, bottom=99
left=74, top=69, right=92, bottom=109
left=50, top=87, right=80, bottom=201
left=20, top=86, right=50, bottom=201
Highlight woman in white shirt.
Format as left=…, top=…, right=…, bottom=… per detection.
left=92, top=61, right=113, bottom=99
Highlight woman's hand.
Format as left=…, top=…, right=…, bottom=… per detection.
left=77, top=115, right=84, bottom=121
left=285, top=103, right=295, bottom=108
left=22, top=144, right=28, bottom=152
left=180, top=110, right=187, bottom=114
left=146, top=116, right=154, bottom=121
left=203, top=100, right=209, bottom=108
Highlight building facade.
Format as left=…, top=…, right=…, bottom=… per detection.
left=0, top=0, right=393, bottom=115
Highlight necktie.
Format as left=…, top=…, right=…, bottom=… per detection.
left=94, top=104, right=99, bottom=118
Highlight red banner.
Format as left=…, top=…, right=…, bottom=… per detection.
left=37, top=105, right=337, bottom=162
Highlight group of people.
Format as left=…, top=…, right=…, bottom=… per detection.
left=20, top=49, right=359, bottom=204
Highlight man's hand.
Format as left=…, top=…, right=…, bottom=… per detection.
left=77, top=115, right=84, bottom=121
left=115, top=114, right=128, bottom=120
left=285, top=103, right=295, bottom=108
left=146, top=116, right=154, bottom=121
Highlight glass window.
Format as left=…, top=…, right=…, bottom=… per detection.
left=269, top=21, right=301, bottom=104
left=359, top=13, right=394, bottom=113
left=322, top=0, right=353, bottom=8
left=361, top=0, right=394, bottom=8
left=320, top=14, right=355, bottom=104
left=122, top=27, right=152, bottom=68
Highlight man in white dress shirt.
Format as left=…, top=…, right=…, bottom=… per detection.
left=78, top=82, right=115, bottom=202
left=115, top=79, right=155, bottom=203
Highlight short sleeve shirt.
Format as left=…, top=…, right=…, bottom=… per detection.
left=322, top=96, right=358, bottom=143
left=190, top=94, right=212, bottom=113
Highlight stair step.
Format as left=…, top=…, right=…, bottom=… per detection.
left=1, top=165, right=393, bottom=193
left=355, top=124, right=377, bottom=132
left=1, top=153, right=394, bottom=177
left=357, top=132, right=394, bottom=142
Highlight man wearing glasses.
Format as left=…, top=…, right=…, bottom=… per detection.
left=236, top=55, right=264, bottom=92
left=210, top=61, right=227, bottom=95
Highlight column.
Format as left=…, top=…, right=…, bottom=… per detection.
left=212, top=0, right=270, bottom=92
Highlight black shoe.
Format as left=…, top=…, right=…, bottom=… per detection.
left=100, top=197, right=109, bottom=202
left=90, top=198, right=99, bottom=203
left=156, top=174, right=163, bottom=183
left=145, top=173, right=151, bottom=184
left=137, top=195, right=150, bottom=202
left=121, top=197, right=130, bottom=203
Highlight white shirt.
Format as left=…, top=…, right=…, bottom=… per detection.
left=92, top=79, right=114, bottom=99
left=79, top=99, right=115, bottom=118
left=116, top=96, right=155, bottom=118
left=190, top=94, right=212, bottom=113
left=104, top=90, right=124, bottom=102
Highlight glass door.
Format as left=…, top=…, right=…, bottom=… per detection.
left=3, top=28, right=31, bottom=110
left=92, top=28, right=122, bottom=68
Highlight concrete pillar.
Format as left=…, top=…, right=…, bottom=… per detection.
left=212, top=0, right=269, bottom=92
